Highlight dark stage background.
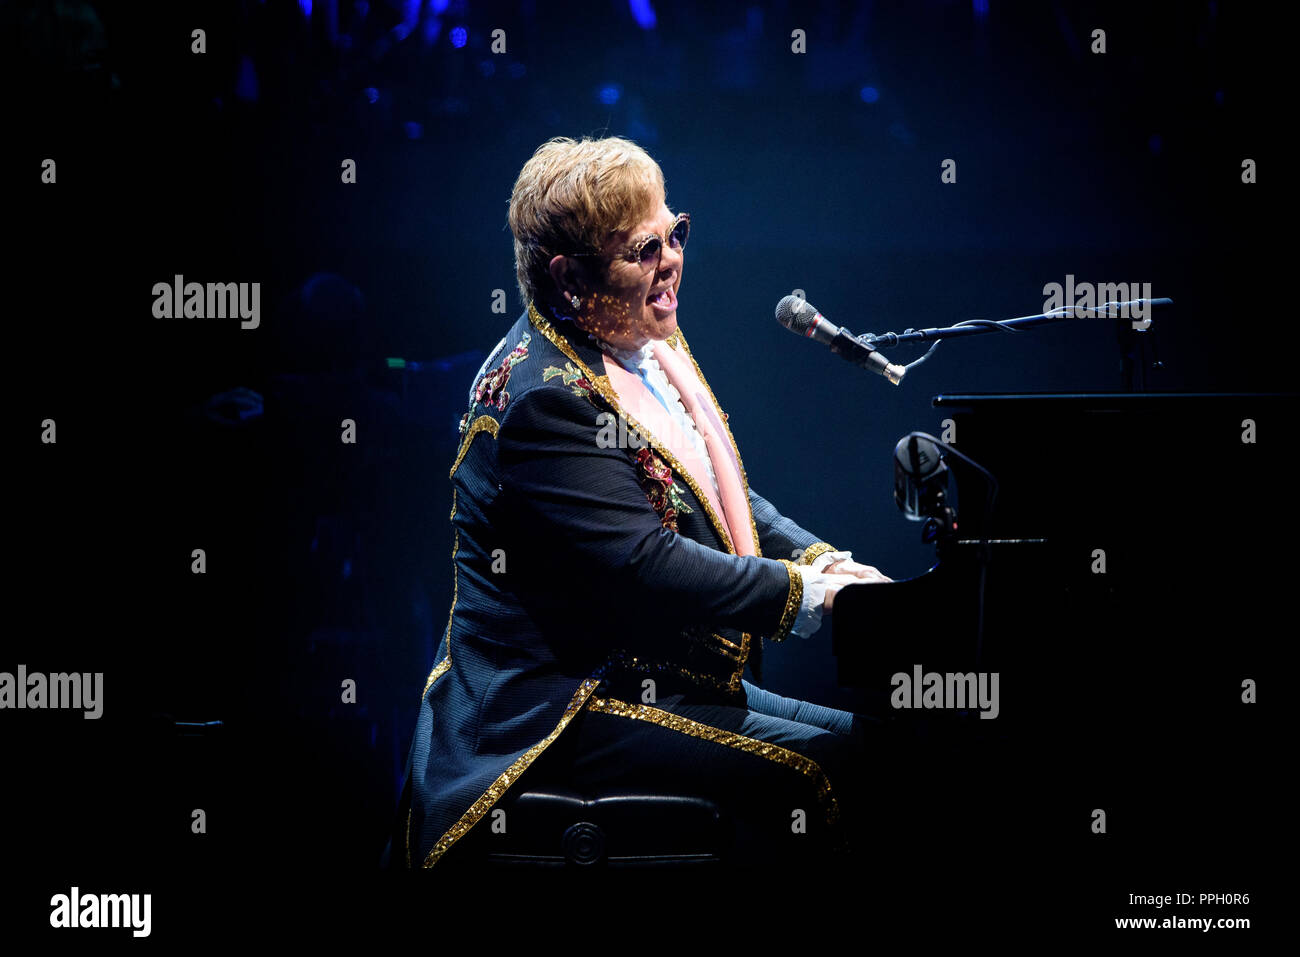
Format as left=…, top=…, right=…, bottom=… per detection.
left=4, top=0, right=1286, bottom=940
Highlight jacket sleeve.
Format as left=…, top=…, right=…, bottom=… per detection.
left=496, top=385, right=802, bottom=640
left=748, top=486, right=841, bottom=567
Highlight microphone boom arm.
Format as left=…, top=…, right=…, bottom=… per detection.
left=862, top=298, right=1173, bottom=349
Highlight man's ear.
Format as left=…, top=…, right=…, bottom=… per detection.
left=548, top=254, right=585, bottom=300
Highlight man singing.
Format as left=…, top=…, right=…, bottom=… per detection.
left=388, top=136, right=890, bottom=870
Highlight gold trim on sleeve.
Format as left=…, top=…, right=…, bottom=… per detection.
left=798, top=542, right=837, bottom=566
left=421, top=676, right=603, bottom=867
left=771, top=559, right=804, bottom=643
left=584, top=696, right=841, bottom=831
left=449, top=415, right=500, bottom=477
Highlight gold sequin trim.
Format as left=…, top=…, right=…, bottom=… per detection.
left=408, top=651, right=452, bottom=867
left=421, top=677, right=603, bottom=867
left=433, top=488, right=461, bottom=694
left=407, top=488, right=462, bottom=867
left=664, top=330, right=683, bottom=350
left=422, top=654, right=451, bottom=700
left=729, top=632, right=750, bottom=690
left=449, top=415, right=499, bottom=477
left=601, top=649, right=742, bottom=697
left=687, top=630, right=745, bottom=664
left=671, top=329, right=764, bottom=558
left=712, top=632, right=744, bottom=654
left=584, top=696, right=841, bottom=830
left=527, top=302, right=736, bottom=556
left=693, top=632, right=751, bottom=691
left=799, top=542, right=837, bottom=566
left=701, top=631, right=745, bottom=660
left=772, top=559, right=803, bottom=643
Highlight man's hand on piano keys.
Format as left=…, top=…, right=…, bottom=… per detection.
left=821, top=563, right=892, bottom=613
left=824, top=559, right=892, bottom=584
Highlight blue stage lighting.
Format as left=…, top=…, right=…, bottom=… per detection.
left=629, top=0, right=657, bottom=29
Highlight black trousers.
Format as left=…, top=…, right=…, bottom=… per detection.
left=444, top=679, right=878, bottom=867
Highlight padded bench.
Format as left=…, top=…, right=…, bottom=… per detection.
left=472, top=787, right=729, bottom=867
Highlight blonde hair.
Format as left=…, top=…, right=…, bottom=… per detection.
left=508, top=136, right=666, bottom=307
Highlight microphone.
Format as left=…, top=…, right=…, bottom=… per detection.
left=893, top=433, right=951, bottom=522
left=775, top=295, right=906, bottom=385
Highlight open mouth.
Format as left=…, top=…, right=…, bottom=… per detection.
left=647, top=285, right=677, bottom=310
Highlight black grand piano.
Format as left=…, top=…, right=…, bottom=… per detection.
left=828, top=393, right=1289, bottom=909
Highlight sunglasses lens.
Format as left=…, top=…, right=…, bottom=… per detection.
left=638, top=236, right=662, bottom=264
left=670, top=217, right=689, bottom=250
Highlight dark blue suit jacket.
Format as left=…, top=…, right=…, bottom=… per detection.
left=397, top=304, right=840, bottom=867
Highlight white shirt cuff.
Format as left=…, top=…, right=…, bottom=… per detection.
left=809, top=549, right=852, bottom=573
left=791, top=566, right=825, bottom=638
left=790, top=551, right=854, bottom=638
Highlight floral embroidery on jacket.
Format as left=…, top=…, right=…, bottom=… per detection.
left=471, top=332, right=530, bottom=416
left=635, top=447, right=694, bottom=532
left=542, top=361, right=601, bottom=406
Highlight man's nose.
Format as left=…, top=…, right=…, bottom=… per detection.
left=659, top=240, right=683, bottom=277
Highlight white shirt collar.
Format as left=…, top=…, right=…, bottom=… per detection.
left=593, top=336, right=653, bottom=368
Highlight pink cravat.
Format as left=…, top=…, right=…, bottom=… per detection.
left=601, top=344, right=757, bottom=556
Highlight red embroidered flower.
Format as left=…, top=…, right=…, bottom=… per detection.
left=542, top=362, right=600, bottom=407
left=635, top=447, right=693, bottom=532
left=473, top=334, right=530, bottom=413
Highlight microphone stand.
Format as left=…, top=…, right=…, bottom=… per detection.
left=861, top=298, right=1173, bottom=386
left=898, top=432, right=1000, bottom=672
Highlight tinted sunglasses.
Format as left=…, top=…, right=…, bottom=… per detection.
left=565, top=212, right=690, bottom=270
